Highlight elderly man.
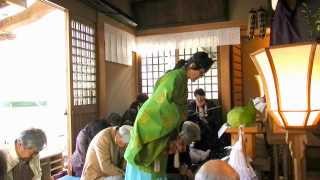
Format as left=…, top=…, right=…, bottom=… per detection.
left=1, top=128, right=47, bottom=180
left=167, top=121, right=201, bottom=180
left=81, top=125, right=132, bottom=180
left=71, top=113, right=122, bottom=176
left=195, top=160, right=239, bottom=180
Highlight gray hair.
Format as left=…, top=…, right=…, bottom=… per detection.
left=118, top=125, right=133, bottom=144
left=179, top=121, right=201, bottom=145
left=195, top=160, right=240, bottom=180
left=16, top=128, right=47, bottom=152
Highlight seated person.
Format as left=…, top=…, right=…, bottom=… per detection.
left=188, top=88, right=228, bottom=158
left=1, top=128, right=47, bottom=180
left=0, top=150, right=7, bottom=180
left=122, top=93, right=148, bottom=125
left=195, top=160, right=239, bottom=180
left=71, top=113, right=122, bottom=176
left=167, top=121, right=201, bottom=180
left=80, top=125, right=133, bottom=180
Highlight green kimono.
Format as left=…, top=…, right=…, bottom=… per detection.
left=124, top=68, right=188, bottom=176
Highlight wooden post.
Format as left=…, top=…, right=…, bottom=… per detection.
left=286, top=131, right=307, bottom=180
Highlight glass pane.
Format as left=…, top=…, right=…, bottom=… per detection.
left=71, top=20, right=96, bottom=106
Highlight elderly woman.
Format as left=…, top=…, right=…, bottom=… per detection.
left=124, top=52, right=214, bottom=180
left=81, top=125, right=133, bottom=180
left=195, top=160, right=239, bottom=180
left=1, top=128, right=47, bottom=180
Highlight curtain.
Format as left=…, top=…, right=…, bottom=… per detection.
left=136, top=27, right=240, bottom=56
left=104, top=23, right=136, bottom=66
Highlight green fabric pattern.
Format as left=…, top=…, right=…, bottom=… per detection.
left=124, top=68, right=188, bottom=175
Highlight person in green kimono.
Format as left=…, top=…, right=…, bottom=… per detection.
left=124, top=52, right=214, bottom=180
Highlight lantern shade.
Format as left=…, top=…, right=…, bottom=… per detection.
left=251, top=42, right=320, bottom=129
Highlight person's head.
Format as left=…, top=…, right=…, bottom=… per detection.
left=122, top=108, right=138, bottom=125
left=177, top=121, right=201, bottom=151
left=105, top=113, right=122, bottom=126
left=15, top=128, right=47, bottom=161
left=195, top=160, right=240, bottom=180
left=136, top=93, right=148, bottom=104
left=0, top=150, right=7, bottom=180
left=185, top=52, right=214, bottom=81
left=194, top=88, right=206, bottom=107
left=115, top=125, right=133, bottom=148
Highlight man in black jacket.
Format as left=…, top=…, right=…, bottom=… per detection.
left=187, top=88, right=228, bottom=159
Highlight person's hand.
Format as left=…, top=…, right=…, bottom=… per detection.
left=186, top=169, right=194, bottom=180
left=179, top=164, right=188, bottom=175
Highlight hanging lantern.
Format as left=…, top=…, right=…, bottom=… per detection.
left=247, top=8, right=257, bottom=40
left=257, top=7, right=267, bottom=39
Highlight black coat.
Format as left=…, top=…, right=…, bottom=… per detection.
left=187, top=99, right=231, bottom=160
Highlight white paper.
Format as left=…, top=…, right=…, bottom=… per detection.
left=218, top=123, right=229, bottom=138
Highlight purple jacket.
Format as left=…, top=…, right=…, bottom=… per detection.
left=70, top=120, right=109, bottom=176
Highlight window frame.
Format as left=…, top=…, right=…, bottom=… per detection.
left=139, top=47, right=219, bottom=100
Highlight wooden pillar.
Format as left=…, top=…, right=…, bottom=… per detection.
left=283, top=145, right=289, bottom=180
left=286, top=132, right=307, bottom=180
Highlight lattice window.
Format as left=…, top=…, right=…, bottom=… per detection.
left=140, top=47, right=218, bottom=100
left=71, top=20, right=96, bottom=106
left=140, top=51, right=176, bottom=97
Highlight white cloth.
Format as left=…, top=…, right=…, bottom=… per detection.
left=136, top=27, right=240, bottom=56
left=189, top=146, right=210, bottom=164
left=252, top=97, right=266, bottom=113
left=1, top=144, right=42, bottom=180
left=104, top=23, right=136, bottom=65
left=228, top=129, right=257, bottom=180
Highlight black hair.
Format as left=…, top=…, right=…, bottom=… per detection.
left=186, top=52, right=214, bottom=72
left=194, top=88, right=206, bottom=97
left=172, top=52, right=214, bottom=72
left=136, top=93, right=148, bottom=103
left=104, top=112, right=122, bottom=126
left=173, top=59, right=187, bottom=70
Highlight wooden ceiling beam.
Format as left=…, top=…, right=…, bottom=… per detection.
left=0, top=1, right=54, bottom=33
left=136, top=20, right=247, bottom=36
